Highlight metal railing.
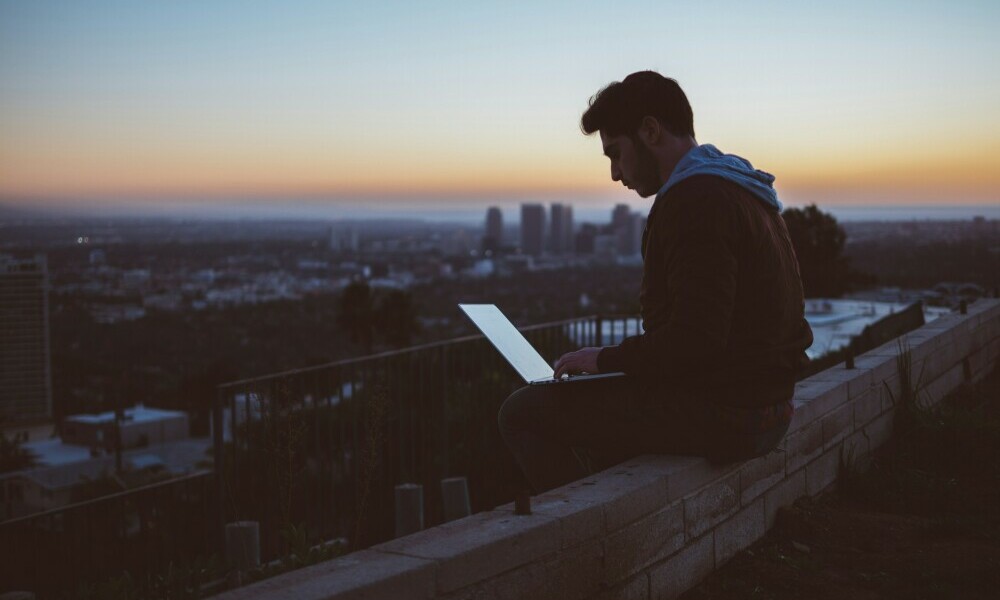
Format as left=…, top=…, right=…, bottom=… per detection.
left=0, top=471, right=216, bottom=596
left=212, top=314, right=641, bottom=560
left=0, top=314, right=640, bottom=594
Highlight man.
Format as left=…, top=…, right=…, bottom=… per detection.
left=498, top=71, right=814, bottom=494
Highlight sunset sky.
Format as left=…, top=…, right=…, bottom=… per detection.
left=1, top=0, right=998, bottom=217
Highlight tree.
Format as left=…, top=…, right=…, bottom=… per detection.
left=782, top=204, right=855, bottom=298
left=337, top=281, right=375, bottom=352
left=375, top=290, right=420, bottom=348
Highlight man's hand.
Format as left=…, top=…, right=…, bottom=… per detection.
left=553, top=347, right=602, bottom=379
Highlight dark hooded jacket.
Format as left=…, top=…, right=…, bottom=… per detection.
left=597, top=146, right=813, bottom=409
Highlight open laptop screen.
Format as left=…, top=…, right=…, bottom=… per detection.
left=458, top=304, right=555, bottom=383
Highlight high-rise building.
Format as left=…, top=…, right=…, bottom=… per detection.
left=575, top=223, right=598, bottom=255
left=629, top=213, right=647, bottom=256
left=0, top=255, right=52, bottom=422
left=611, top=204, right=631, bottom=231
left=520, top=204, right=546, bottom=256
left=329, top=226, right=360, bottom=253
left=612, top=204, right=632, bottom=256
left=482, top=207, right=503, bottom=254
left=549, top=204, right=574, bottom=255
left=612, top=204, right=642, bottom=256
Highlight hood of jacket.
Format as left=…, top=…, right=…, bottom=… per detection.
left=656, top=144, right=782, bottom=211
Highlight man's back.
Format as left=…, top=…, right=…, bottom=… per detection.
left=502, top=71, right=814, bottom=494
left=598, top=173, right=814, bottom=407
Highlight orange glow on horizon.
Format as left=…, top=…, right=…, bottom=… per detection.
left=2, top=128, right=997, bottom=205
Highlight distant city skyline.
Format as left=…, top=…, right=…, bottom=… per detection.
left=3, top=196, right=998, bottom=225
left=1, top=1, right=998, bottom=211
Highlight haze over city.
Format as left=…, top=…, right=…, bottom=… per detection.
left=4, top=2, right=1000, bottom=598
left=2, top=0, right=998, bottom=220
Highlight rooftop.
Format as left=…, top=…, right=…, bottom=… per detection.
left=64, top=404, right=187, bottom=426
left=803, top=299, right=950, bottom=359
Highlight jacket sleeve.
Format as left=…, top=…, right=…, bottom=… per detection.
left=597, top=188, right=741, bottom=379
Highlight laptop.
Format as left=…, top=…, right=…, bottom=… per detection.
left=458, top=304, right=625, bottom=385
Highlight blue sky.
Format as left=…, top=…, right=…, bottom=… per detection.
left=1, top=0, right=998, bottom=216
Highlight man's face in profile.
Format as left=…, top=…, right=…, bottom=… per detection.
left=600, top=130, right=661, bottom=198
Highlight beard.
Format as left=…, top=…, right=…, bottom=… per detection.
left=631, top=136, right=663, bottom=197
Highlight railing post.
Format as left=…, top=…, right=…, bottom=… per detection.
left=395, top=483, right=424, bottom=536
left=213, top=387, right=226, bottom=550
left=595, top=315, right=603, bottom=347
left=441, top=346, right=450, bottom=478
left=440, top=477, right=471, bottom=522
left=225, top=520, right=261, bottom=573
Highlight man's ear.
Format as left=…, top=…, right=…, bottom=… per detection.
left=638, top=116, right=661, bottom=146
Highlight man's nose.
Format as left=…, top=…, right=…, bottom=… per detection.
left=610, top=164, right=621, bottom=182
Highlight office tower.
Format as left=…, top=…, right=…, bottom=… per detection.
left=549, top=204, right=574, bottom=255
left=482, top=207, right=503, bottom=254
left=611, top=204, right=635, bottom=256
left=575, top=223, right=598, bottom=255
left=629, top=213, right=647, bottom=256
left=611, top=204, right=631, bottom=232
left=520, top=204, right=546, bottom=256
left=0, top=255, right=53, bottom=422
left=329, top=227, right=360, bottom=253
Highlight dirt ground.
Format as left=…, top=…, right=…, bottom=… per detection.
left=682, top=364, right=1000, bottom=600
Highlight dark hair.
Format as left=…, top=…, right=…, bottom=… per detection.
left=580, top=71, right=695, bottom=139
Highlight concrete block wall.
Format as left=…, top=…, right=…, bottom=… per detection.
left=214, top=299, right=1000, bottom=600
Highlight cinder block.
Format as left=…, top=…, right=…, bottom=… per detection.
left=789, top=378, right=849, bottom=433
left=683, top=472, right=739, bottom=540
left=865, top=337, right=903, bottom=358
left=806, top=447, right=841, bottom=497
left=853, top=389, right=882, bottom=429
left=764, top=470, right=806, bottom=529
left=660, top=456, right=740, bottom=502
left=374, top=508, right=561, bottom=593
left=714, top=498, right=766, bottom=566
left=969, top=337, right=1000, bottom=382
left=920, top=343, right=964, bottom=384
left=210, top=549, right=437, bottom=600
left=527, top=490, right=605, bottom=550
left=739, top=450, right=785, bottom=506
left=879, top=347, right=939, bottom=407
left=878, top=374, right=902, bottom=413
left=921, top=362, right=966, bottom=408
left=917, top=313, right=965, bottom=340
left=821, top=402, right=853, bottom=450
left=967, top=298, right=1000, bottom=317
left=646, top=534, right=714, bottom=600
left=867, top=332, right=937, bottom=364
left=801, top=367, right=871, bottom=407
left=783, top=419, right=824, bottom=473
left=554, top=455, right=673, bottom=533
left=603, top=500, right=684, bottom=585
left=864, top=411, right=895, bottom=452
left=989, top=333, right=1000, bottom=364
left=852, top=353, right=897, bottom=388
left=440, top=539, right=603, bottom=600
left=841, top=429, right=872, bottom=473
left=586, top=572, right=649, bottom=600
left=968, top=319, right=996, bottom=352
left=986, top=316, right=1000, bottom=345
left=905, top=326, right=946, bottom=350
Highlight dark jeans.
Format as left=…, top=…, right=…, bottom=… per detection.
left=497, top=376, right=790, bottom=494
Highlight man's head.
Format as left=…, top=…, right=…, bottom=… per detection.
left=581, top=71, right=697, bottom=197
